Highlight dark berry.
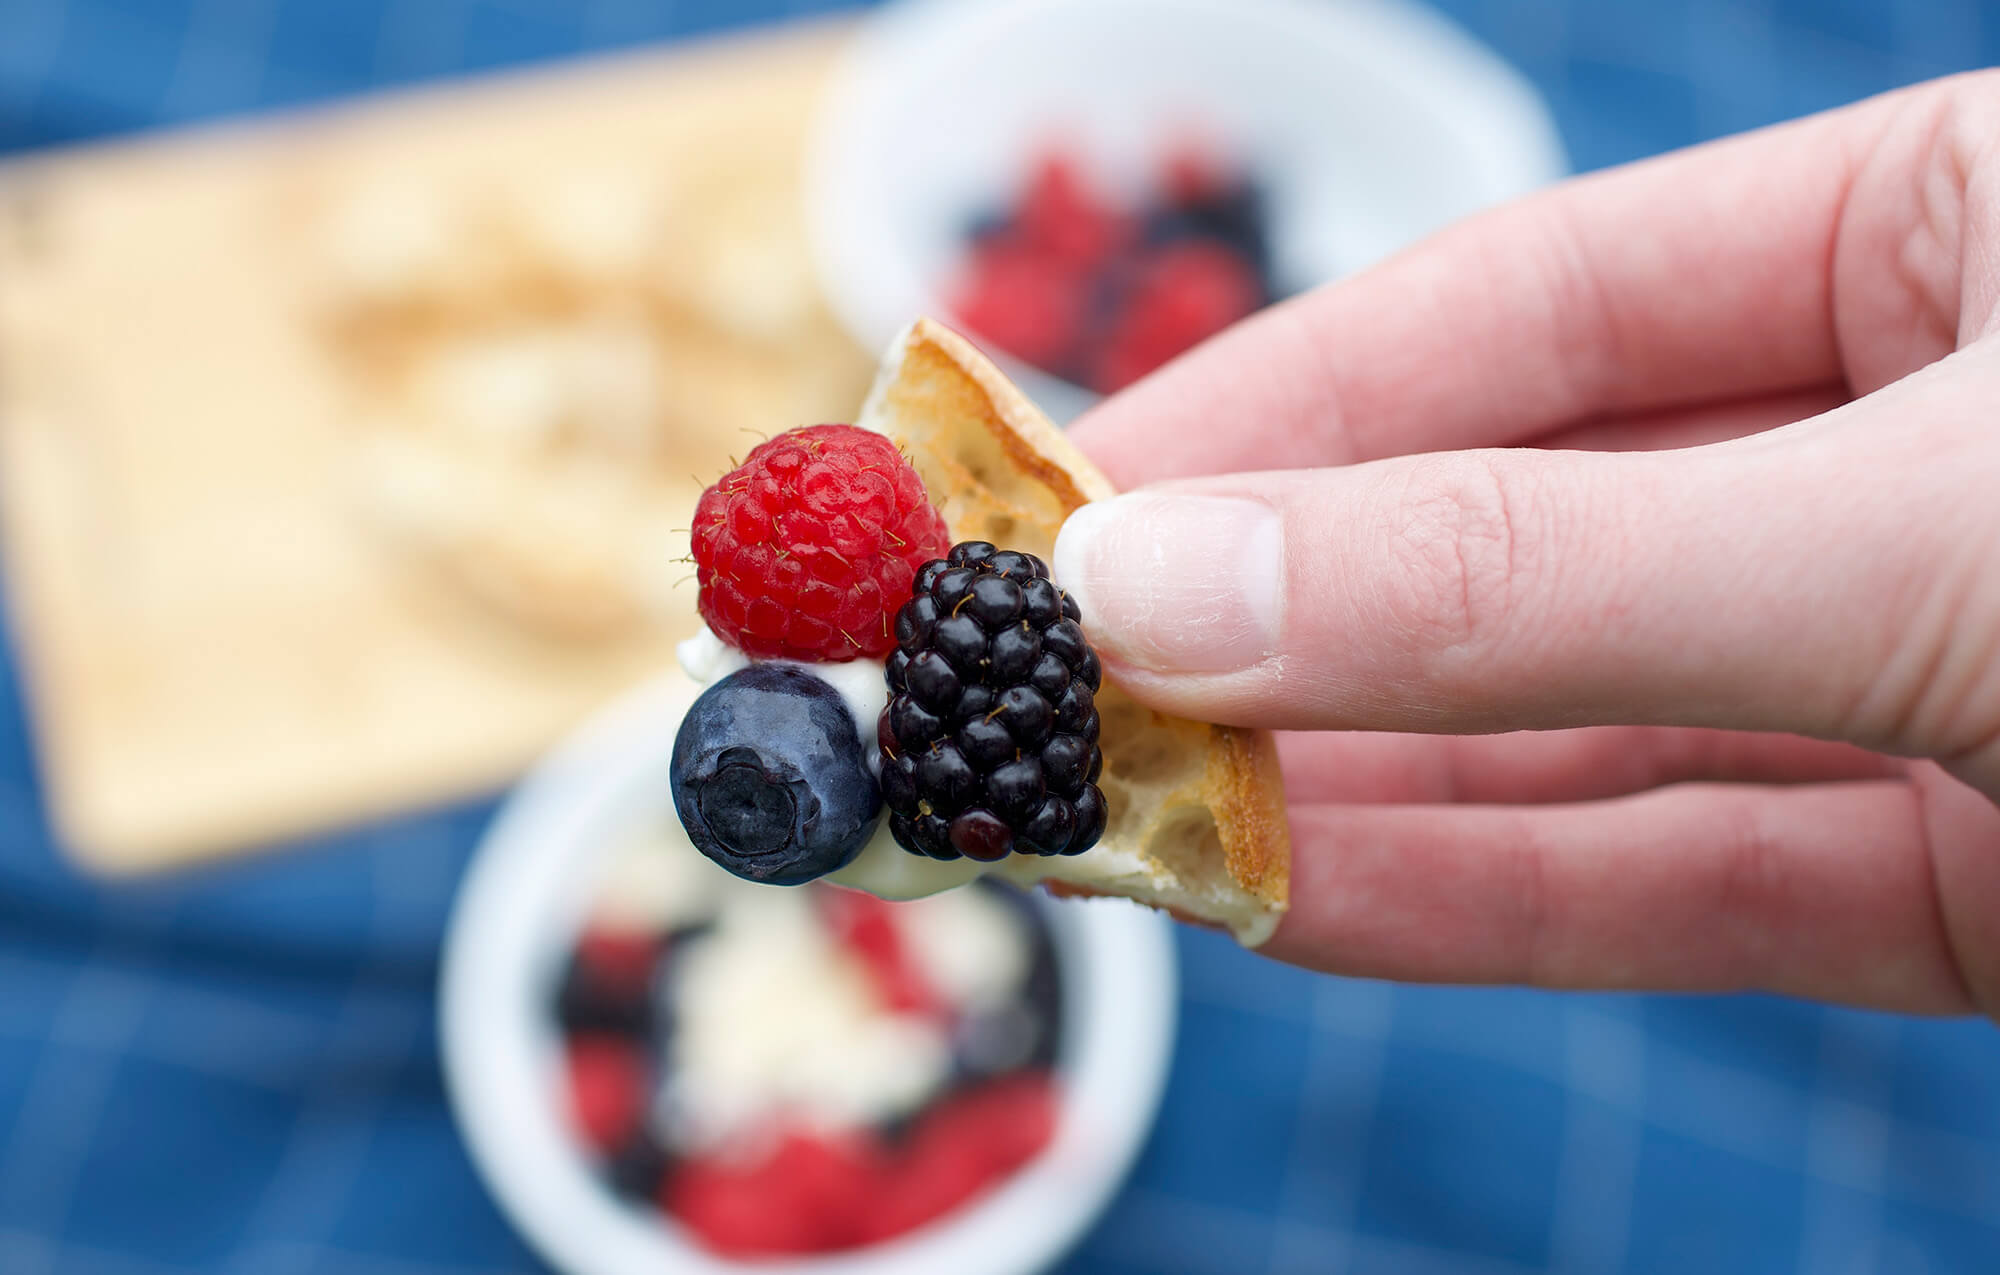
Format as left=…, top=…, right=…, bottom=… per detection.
left=670, top=665, right=880, bottom=885
left=933, top=567, right=976, bottom=612
left=1076, top=646, right=1102, bottom=691
left=1043, top=618, right=1087, bottom=665
left=895, top=595, right=939, bottom=653
left=914, top=812, right=954, bottom=858
left=966, top=574, right=1023, bottom=627
left=881, top=541, right=1109, bottom=861
left=986, top=758, right=1046, bottom=822
left=1053, top=682, right=1093, bottom=733
left=949, top=810, right=1015, bottom=862
left=1021, top=577, right=1063, bottom=626
left=957, top=684, right=996, bottom=722
left=957, top=715, right=1015, bottom=769
left=882, top=752, right=920, bottom=816
left=1040, top=734, right=1094, bottom=797
left=989, top=624, right=1041, bottom=684
left=556, top=934, right=658, bottom=1037
left=608, top=1130, right=674, bottom=1202
left=889, top=697, right=943, bottom=748
left=986, top=550, right=1038, bottom=580
left=1020, top=796, right=1077, bottom=856
left=918, top=742, right=981, bottom=814
left=906, top=650, right=962, bottom=712
left=1072, top=785, right=1109, bottom=848
left=931, top=614, right=988, bottom=675
left=995, top=685, right=1054, bottom=746
left=1028, top=652, right=1070, bottom=698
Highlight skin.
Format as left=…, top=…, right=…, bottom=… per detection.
left=1059, top=72, right=2000, bottom=1017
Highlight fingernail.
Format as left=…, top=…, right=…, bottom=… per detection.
left=1053, top=493, right=1283, bottom=674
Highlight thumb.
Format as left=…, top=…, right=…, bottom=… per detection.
left=1050, top=386, right=2000, bottom=762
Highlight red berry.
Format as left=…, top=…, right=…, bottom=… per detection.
left=1016, top=151, right=1127, bottom=269
left=563, top=1035, right=647, bottom=1153
left=860, top=1072, right=1060, bottom=1243
left=818, top=888, right=935, bottom=1015
left=692, top=425, right=950, bottom=661
left=1090, top=240, right=1262, bottom=392
left=923, top=1071, right=1059, bottom=1176
left=574, top=929, right=660, bottom=996
left=1161, top=137, right=1233, bottom=207
left=667, top=1131, right=887, bottom=1257
left=950, top=235, right=1089, bottom=372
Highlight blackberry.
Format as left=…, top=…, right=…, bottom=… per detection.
left=880, top=541, right=1107, bottom=861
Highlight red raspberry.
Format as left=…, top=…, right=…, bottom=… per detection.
left=950, top=234, right=1089, bottom=372
left=1090, top=240, right=1262, bottom=392
left=667, top=1131, right=887, bottom=1256
left=693, top=425, right=949, bottom=661
left=1160, top=136, right=1237, bottom=208
left=1016, top=151, right=1127, bottom=269
left=563, top=1035, right=647, bottom=1153
left=573, top=929, right=660, bottom=996
left=818, top=888, right=935, bottom=1015
left=859, top=1072, right=1059, bottom=1243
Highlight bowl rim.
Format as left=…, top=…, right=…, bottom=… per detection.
left=805, top=0, right=1571, bottom=421
left=439, top=669, right=1181, bottom=1275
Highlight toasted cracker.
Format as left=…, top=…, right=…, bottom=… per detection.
left=858, top=319, right=1289, bottom=944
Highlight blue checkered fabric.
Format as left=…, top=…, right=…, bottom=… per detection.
left=2, top=2, right=1998, bottom=1272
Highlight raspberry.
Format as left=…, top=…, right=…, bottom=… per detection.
left=1089, top=239, right=1262, bottom=393
left=880, top=541, right=1107, bottom=862
left=859, top=1072, right=1058, bottom=1243
left=693, top=425, right=950, bottom=661
left=1016, top=151, right=1127, bottom=269
left=667, top=1131, right=885, bottom=1256
left=563, top=1034, right=648, bottom=1153
left=818, top=888, right=936, bottom=1015
left=949, top=235, right=1089, bottom=372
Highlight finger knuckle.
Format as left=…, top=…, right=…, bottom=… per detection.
left=1382, top=455, right=1534, bottom=663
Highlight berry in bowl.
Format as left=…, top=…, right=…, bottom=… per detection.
left=553, top=830, right=1070, bottom=1258
left=440, top=671, right=1176, bottom=1275
left=949, top=142, right=1281, bottom=397
left=807, top=0, right=1568, bottom=420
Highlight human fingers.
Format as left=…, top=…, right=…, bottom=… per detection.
left=1532, top=383, right=1849, bottom=453
left=1275, top=726, right=1903, bottom=806
left=1055, top=352, right=2000, bottom=791
left=1067, top=83, right=1916, bottom=487
left=1262, top=777, right=1983, bottom=1013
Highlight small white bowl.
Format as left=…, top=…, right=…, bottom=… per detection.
left=440, top=670, right=1179, bottom=1275
left=807, top=0, right=1569, bottom=421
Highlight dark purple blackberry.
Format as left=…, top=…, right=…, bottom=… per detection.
left=881, top=541, right=1107, bottom=861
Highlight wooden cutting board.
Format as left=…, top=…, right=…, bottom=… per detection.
left=0, top=19, right=876, bottom=873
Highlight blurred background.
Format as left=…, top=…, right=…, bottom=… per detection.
left=2, top=1, right=1999, bottom=1273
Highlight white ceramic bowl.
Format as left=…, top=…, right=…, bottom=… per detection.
left=807, top=0, right=1569, bottom=422
left=440, top=670, right=1179, bottom=1275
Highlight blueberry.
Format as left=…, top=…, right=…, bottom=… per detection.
left=670, top=665, right=880, bottom=885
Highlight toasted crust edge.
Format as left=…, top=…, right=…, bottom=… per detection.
left=889, top=318, right=1291, bottom=919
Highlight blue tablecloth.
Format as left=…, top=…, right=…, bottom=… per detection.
left=2, top=2, right=1998, bottom=1272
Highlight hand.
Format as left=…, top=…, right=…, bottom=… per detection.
left=1053, top=73, right=2000, bottom=1016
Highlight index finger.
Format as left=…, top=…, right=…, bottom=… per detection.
left=1069, top=82, right=1916, bottom=488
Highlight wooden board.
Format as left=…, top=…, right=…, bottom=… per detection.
left=0, top=19, right=876, bottom=872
